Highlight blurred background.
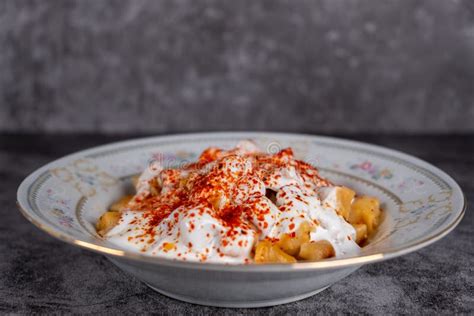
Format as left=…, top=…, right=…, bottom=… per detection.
left=0, top=0, right=473, bottom=135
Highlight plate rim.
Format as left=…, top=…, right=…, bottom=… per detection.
left=16, top=131, right=467, bottom=272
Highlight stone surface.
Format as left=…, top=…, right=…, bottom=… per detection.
left=1, top=0, right=474, bottom=134
left=0, top=133, right=472, bottom=314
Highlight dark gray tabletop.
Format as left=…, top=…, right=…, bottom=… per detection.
left=1, top=133, right=472, bottom=314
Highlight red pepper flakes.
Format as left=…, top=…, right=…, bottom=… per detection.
left=126, top=144, right=331, bottom=257
left=147, top=238, right=155, bottom=244
left=295, top=195, right=304, bottom=202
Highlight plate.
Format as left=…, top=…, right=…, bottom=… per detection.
left=17, top=132, right=465, bottom=307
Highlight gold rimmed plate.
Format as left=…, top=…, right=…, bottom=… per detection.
left=17, top=132, right=465, bottom=307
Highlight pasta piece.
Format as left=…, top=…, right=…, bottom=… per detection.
left=277, top=221, right=313, bottom=256
left=298, top=240, right=335, bottom=261
left=277, top=234, right=302, bottom=256
left=254, top=240, right=297, bottom=263
left=110, top=195, right=133, bottom=212
left=334, top=186, right=356, bottom=220
left=353, top=223, right=368, bottom=244
left=349, top=196, right=381, bottom=235
left=96, top=211, right=121, bottom=236
left=97, top=195, right=132, bottom=236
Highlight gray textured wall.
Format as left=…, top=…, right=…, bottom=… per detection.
left=1, top=0, right=473, bottom=134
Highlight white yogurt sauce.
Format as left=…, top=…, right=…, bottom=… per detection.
left=105, top=141, right=360, bottom=263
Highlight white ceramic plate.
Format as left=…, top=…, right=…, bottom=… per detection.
left=17, top=132, right=465, bottom=308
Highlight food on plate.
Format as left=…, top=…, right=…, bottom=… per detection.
left=96, top=141, right=382, bottom=264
